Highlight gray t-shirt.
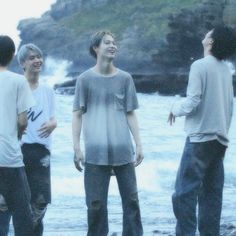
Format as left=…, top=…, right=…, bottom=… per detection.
left=73, top=68, right=138, bottom=165
left=172, top=55, right=234, bottom=146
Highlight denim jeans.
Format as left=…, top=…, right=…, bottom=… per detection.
left=0, top=167, right=34, bottom=236
left=84, top=163, right=143, bottom=236
left=22, top=143, right=51, bottom=236
left=0, top=203, right=10, bottom=236
left=172, top=138, right=226, bottom=236
left=0, top=144, right=50, bottom=236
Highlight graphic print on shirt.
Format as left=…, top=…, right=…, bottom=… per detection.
left=27, top=107, right=43, bottom=122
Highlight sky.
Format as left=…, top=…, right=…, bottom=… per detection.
left=0, top=0, right=56, bottom=48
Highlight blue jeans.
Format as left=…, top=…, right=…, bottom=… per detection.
left=22, top=143, right=51, bottom=236
left=0, top=167, right=34, bottom=236
left=172, top=138, right=226, bottom=236
left=0, top=144, right=51, bottom=236
left=84, top=163, right=143, bottom=236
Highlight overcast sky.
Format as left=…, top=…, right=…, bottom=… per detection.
left=0, top=0, right=56, bottom=48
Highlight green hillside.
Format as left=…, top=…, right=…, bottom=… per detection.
left=60, top=0, right=199, bottom=40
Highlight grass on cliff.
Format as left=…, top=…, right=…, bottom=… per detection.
left=223, top=1, right=236, bottom=28
left=60, top=0, right=199, bottom=40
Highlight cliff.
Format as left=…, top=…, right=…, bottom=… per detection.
left=14, top=0, right=236, bottom=94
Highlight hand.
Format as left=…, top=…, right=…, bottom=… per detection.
left=74, top=149, right=84, bottom=172
left=134, top=145, right=144, bottom=167
left=167, top=112, right=175, bottom=126
left=38, top=120, right=57, bottom=138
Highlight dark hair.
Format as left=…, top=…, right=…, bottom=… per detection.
left=89, top=30, right=115, bottom=58
left=0, top=35, right=15, bottom=66
left=210, top=25, right=236, bottom=60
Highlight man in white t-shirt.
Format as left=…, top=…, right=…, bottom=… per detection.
left=18, top=44, right=57, bottom=235
left=0, top=36, right=35, bottom=236
left=1, top=43, right=57, bottom=236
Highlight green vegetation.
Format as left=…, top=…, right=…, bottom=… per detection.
left=223, top=1, right=236, bottom=28
left=60, top=0, right=199, bottom=40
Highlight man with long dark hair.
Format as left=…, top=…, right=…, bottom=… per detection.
left=168, top=25, right=236, bottom=235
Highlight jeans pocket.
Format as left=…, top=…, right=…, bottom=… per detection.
left=115, top=94, right=125, bottom=110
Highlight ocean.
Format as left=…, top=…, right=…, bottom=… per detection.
left=9, top=93, right=236, bottom=235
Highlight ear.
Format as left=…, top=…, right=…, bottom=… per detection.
left=209, top=39, right=214, bottom=45
left=20, top=61, right=26, bottom=71
left=93, top=46, right=98, bottom=53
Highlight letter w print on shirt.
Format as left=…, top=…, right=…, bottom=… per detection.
left=27, top=107, right=43, bottom=122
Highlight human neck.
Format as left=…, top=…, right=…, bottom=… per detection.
left=204, top=48, right=212, bottom=57
left=94, top=59, right=116, bottom=75
left=25, top=72, right=39, bottom=90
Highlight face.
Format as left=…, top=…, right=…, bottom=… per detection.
left=94, top=34, right=117, bottom=60
left=23, top=50, right=43, bottom=74
left=202, top=30, right=214, bottom=49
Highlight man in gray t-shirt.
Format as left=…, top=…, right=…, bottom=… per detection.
left=168, top=26, right=236, bottom=235
left=72, top=31, right=143, bottom=236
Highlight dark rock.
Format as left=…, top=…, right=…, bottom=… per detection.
left=54, top=73, right=236, bottom=96
left=14, top=0, right=236, bottom=94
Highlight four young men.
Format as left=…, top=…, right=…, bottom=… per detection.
left=0, top=24, right=236, bottom=236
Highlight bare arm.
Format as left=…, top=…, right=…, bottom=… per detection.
left=72, top=110, right=84, bottom=171
left=17, top=111, right=28, bottom=140
left=126, top=111, right=144, bottom=167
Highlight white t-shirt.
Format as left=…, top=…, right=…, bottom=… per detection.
left=0, top=70, right=35, bottom=167
left=21, top=83, right=55, bottom=150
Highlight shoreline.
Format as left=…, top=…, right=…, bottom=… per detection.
left=8, top=222, right=236, bottom=235
left=53, top=74, right=236, bottom=96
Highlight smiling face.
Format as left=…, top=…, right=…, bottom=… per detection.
left=94, top=34, right=117, bottom=60
left=23, top=50, right=43, bottom=74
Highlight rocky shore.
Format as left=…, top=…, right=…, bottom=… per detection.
left=151, top=223, right=236, bottom=235
left=54, top=74, right=236, bottom=96
left=12, top=0, right=236, bottom=96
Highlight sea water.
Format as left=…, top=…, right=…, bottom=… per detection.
left=9, top=93, right=236, bottom=235
left=46, top=93, right=236, bottom=235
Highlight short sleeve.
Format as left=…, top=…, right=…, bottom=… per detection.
left=17, top=79, right=35, bottom=114
left=125, top=75, right=139, bottom=112
left=73, top=76, right=87, bottom=113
